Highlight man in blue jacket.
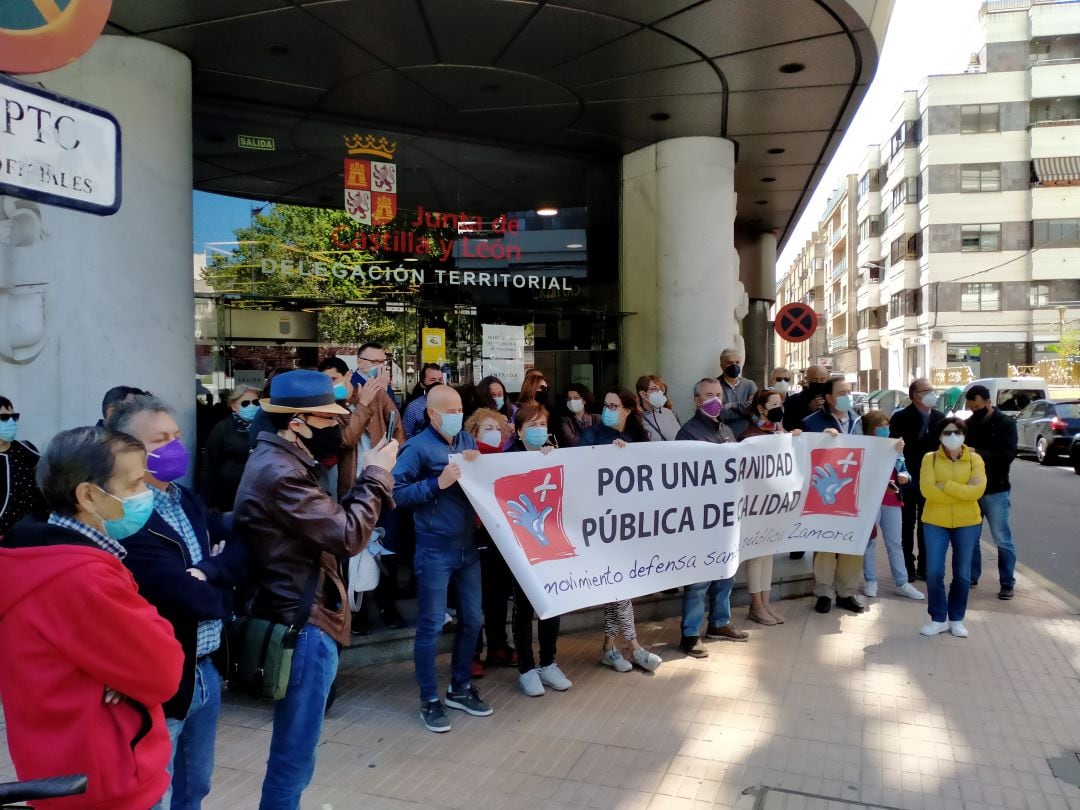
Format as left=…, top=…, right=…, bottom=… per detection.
left=801, top=378, right=865, bottom=615
left=392, top=385, right=489, bottom=733
left=108, top=396, right=248, bottom=809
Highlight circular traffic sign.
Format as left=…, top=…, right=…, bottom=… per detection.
left=0, top=0, right=112, bottom=74
left=775, top=302, right=818, bottom=343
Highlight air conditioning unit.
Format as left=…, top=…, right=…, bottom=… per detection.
left=931, top=330, right=947, bottom=342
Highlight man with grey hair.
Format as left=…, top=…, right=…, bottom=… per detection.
left=718, top=348, right=757, bottom=437
left=674, top=378, right=749, bottom=657
left=108, top=396, right=248, bottom=809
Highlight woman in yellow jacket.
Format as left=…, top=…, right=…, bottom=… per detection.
left=919, top=417, right=986, bottom=639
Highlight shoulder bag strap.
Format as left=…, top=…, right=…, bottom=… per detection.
left=291, top=557, right=323, bottom=632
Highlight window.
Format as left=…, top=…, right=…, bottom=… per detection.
left=960, top=223, right=1001, bottom=252
left=890, top=232, right=923, bottom=264
left=858, top=216, right=881, bottom=243
left=1033, top=219, right=1080, bottom=248
left=891, top=176, right=921, bottom=208
left=960, top=104, right=1000, bottom=133
left=889, top=120, right=922, bottom=157
left=879, top=205, right=890, bottom=233
left=888, top=290, right=921, bottom=318
left=1030, top=283, right=1050, bottom=308
left=960, top=163, right=1000, bottom=192
left=961, top=282, right=1001, bottom=311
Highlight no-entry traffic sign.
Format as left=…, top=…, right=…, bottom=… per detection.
left=774, top=302, right=818, bottom=343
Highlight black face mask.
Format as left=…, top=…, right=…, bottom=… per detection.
left=767, top=406, right=785, bottom=423
left=807, top=382, right=827, bottom=399
left=297, top=420, right=342, bottom=461
left=535, top=388, right=549, bottom=406
left=967, top=406, right=987, bottom=421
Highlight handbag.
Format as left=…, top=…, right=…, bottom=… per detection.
left=227, top=559, right=321, bottom=701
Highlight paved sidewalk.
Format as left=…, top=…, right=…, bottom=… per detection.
left=3, top=552, right=1079, bottom=810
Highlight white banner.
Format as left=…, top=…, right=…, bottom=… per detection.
left=456, top=434, right=897, bottom=619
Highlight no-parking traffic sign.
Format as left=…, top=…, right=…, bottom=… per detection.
left=774, top=302, right=818, bottom=343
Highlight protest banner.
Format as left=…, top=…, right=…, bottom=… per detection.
left=455, top=433, right=897, bottom=619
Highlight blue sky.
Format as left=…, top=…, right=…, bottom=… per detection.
left=192, top=191, right=269, bottom=253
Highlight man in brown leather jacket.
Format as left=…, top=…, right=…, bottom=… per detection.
left=232, top=370, right=397, bottom=809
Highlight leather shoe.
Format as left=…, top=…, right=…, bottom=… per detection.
left=706, top=624, right=749, bottom=641
left=998, top=586, right=1014, bottom=600
left=380, top=606, right=406, bottom=630
left=836, top=596, right=866, bottom=613
left=679, top=636, right=709, bottom=658
left=814, top=596, right=832, bottom=614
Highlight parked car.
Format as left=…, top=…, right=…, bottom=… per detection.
left=1015, top=399, right=1080, bottom=465
left=851, top=391, right=869, bottom=415
left=1070, top=433, right=1080, bottom=475
left=959, top=377, right=1048, bottom=418
left=867, top=389, right=909, bottom=416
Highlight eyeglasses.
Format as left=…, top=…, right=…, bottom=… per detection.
left=357, top=356, right=387, bottom=365
left=239, top=399, right=260, bottom=408
left=646, top=387, right=665, bottom=394
left=0, top=413, right=19, bottom=422
left=603, top=403, right=622, bottom=411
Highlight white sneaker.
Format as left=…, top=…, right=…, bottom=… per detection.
left=519, top=668, right=545, bottom=697
left=920, top=621, right=949, bottom=636
left=632, top=648, right=662, bottom=672
left=949, top=621, right=968, bottom=638
left=895, top=582, right=925, bottom=600
left=600, top=648, right=632, bottom=672
left=538, top=663, right=572, bottom=691
left=863, top=581, right=878, bottom=598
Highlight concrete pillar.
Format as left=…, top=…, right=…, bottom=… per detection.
left=0, top=37, right=194, bottom=453
left=738, top=231, right=778, bottom=387
left=620, top=137, right=739, bottom=417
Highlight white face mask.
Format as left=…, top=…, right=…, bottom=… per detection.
left=480, top=429, right=502, bottom=449
left=921, top=392, right=940, bottom=408
left=567, top=399, right=584, bottom=414
left=647, top=391, right=667, bottom=409
left=941, top=433, right=964, bottom=451
left=772, top=380, right=790, bottom=395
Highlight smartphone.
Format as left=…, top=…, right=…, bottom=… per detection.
left=385, top=410, right=397, bottom=443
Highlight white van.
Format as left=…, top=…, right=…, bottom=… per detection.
left=957, top=378, right=1049, bottom=418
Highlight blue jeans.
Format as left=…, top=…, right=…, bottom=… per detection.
left=259, top=625, right=339, bottom=810
left=923, top=523, right=981, bottom=622
left=163, top=657, right=221, bottom=809
left=681, top=578, right=733, bottom=637
left=413, top=545, right=482, bottom=703
left=863, top=505, right=909, bottom=587
left=971, top=491, right=1016, bottom=588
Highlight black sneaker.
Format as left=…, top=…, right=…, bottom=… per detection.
left=350, top=611, right=371, bottom=636
left=836, top=596, right=866, bottom=614
left=420, top=700, right=450, bottom=733
left=814, top=596, right=833, bottom=614
left=380, top=605, right=406, bottom=630
left=970, top=579, right=979, bottom=587
left=445, top=686, right=493, bottom=717
left=998, top=586, right=1015, bottom=600
left=679, top=635, right=709, bottom=658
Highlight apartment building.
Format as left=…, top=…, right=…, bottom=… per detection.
left=777, top=0, right=1080, bottom=389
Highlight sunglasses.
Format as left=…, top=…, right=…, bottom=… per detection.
left=941, top=430, right=962, bottom=436
left=239, top=399, right=260, bottom=408
left=774, top=377, right=791, bottom=382
left=0, top=413, right=19, bottom=422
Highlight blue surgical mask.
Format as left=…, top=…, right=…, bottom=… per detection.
left=834, top=395, right=853, bottom=413
left=523, top=426, right=548, bottom=448
left=0, top=419, right=17, bottom=443
left=601, top=408, right=620, bottom=428
left=874, top=426, right=890, bottom=438
left=238, top=404, right=259, bottom=423
left=97, top=486, right=155, bottom=541
left=362, top=365, right=380, bottom=381
left=436, top=411, right=463, bottom=439
left=333, top=383, right=349, bottom=401
left=723, top=364, right=741, bottom=379
left=493, top=396, right=505, bottom=411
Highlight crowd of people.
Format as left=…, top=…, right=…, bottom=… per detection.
left=0, top=348, right=1017, bottom=809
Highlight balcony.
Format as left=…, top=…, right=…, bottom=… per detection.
left=857, top=283, right=881, bottom=310
left=856, top=327, right=880, bottom=345
left=830, top=226, right=847, bottom=247
left=1032, top=119, right=1080, bottom=160
left=830, top=335, right=850, bottom=353
left=831, top=258, right=848, bottom=281
left=1032, top=62, right=1080, bottom=99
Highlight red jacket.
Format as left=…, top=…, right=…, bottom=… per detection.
left=0, top=517, right=183, bottom=810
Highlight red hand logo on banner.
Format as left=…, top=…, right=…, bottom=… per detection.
left=494, top=466, right=576, bottom=564
left=802, top=447, right=863, bottom=517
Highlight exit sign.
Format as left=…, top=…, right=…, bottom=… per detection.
left=238, top=134, right=275, bottom=151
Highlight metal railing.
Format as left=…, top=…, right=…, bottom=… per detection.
left=830, top=335, right=849, bottom=352
left=831, top=258, right=848, bottom=280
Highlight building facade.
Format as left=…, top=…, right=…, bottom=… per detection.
left=777, top=0, right=1080, bottom=389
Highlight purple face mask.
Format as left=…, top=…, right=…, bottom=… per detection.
left=147, top=438, right=189, bottom=482
left=699, top=397, right=724, bottom=418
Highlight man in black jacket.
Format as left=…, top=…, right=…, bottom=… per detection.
left=782, top=365, right=829, bottom=432
left=889, top=378, right=944, bottom=581
left=963, top=385, right=1019, bottom=599
left=109, top=397, right=248, bottom=809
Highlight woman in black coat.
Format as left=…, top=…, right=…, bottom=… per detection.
left=202, top=386, right=260, bottom=512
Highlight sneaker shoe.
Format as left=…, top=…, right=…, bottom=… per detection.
left=679, top=636, right=709, bottom=659
left=863, top=581, right=878, bottom=598
left=814, top=596, right=833, bottom=614
left=485, top=646, right=518, bottom=668
left=920, top=621, right=949, bottom=636
left=350, top=611, right=371, bottom=636
left=998, top=586, right=1014, bottom=600
left=895, top=582, right=925, bottom=600
left=445, top=686, right=493, bottom=717
left=519, top=668, right=545, bottom=697
left=471, top=656, right=486, bottom=679
left=538, top=663, right=572, bottom=691
left=600, top=648, right=632, bottom=672
left=420, top=700, right=450, bottom=733
left=949, top=621, right=969, bottom=638
left=969, top=579, right=978, bottom=587
left=632, top=648, right=662, bottom=672
left=706, top=624, right=750, bottom=642
left=835, top=596, right=866, bottom=614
